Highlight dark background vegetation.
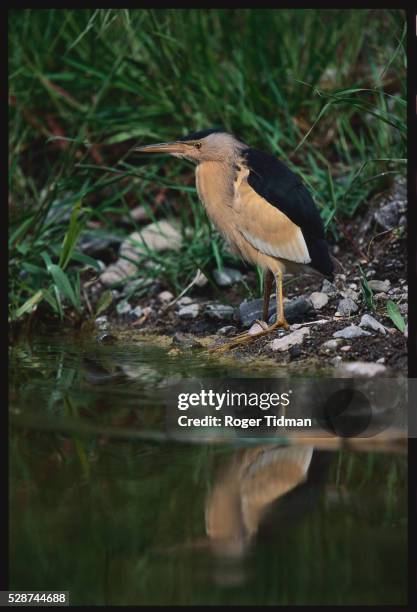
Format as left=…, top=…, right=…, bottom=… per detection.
left=8, top=9, right=406, bottom=322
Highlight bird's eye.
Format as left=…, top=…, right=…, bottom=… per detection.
left=194, top=142, right=202, bottom=149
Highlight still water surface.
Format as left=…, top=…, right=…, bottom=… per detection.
left=9, top=333, right=407, bottom=605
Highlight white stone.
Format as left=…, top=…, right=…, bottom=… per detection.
left=333, top=325, right=371, bottom=339
left=309, top=291, right=329, bottom=310
left=359, top=314, right=387, bottom=335
left=178, top=304, right=200, bottom=319
left=270, top=327, right=310, bottom=352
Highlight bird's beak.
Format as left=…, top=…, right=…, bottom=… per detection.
left=134, top=141, right=190, bottom=156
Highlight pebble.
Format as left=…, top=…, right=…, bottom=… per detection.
left=340, top=345, right=351, bottom=352
left=194, top=269, right=209, bottom=288
left=309, top=291, right=329, bottom=310
left=337, top=361, right=387, bottom=377
left=116, top=300, right=132, bottom=316
left=94, top=316, right=109, bottom=331
left=205, top=303, right=235, bottom=321
left=375, top=201, right=401, bottom=230
left=158, top=290, right=174, bottom=303
left=248, top=320, right=269, bottom=335
left=333, top=325, right=371, bottom=339
left=270, top=327, right=310, bottom=352
left=217, top=325, right=237, bottom=336
left=340, top=288, right=360, bottom=302
left=178, top=304, right=200, bottom=319
left=130, top=305, right=144, bottom=320
left=213, top=267, right=243, bottom=287
left=337, top=297, right=358, bottom=316
left=359, top=314, right=386, bottom=335
left=368, top=279, right=390, bottom=293
left=321, top=279, right=338, bottom=297
left=320, top=339, right=344, bottom=354
left=289, top=345, right=302, bottom=360
left=177, top=296, right=193, bottom=306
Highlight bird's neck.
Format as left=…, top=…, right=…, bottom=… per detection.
left=195, top=161, right=235, bottom=214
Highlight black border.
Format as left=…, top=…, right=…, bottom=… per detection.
left=5, top=6, right=416, bottom=609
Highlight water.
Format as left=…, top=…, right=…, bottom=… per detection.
left=9, top=333, right=407, bottom=605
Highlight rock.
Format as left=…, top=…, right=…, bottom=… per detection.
left=374, top=292, right=389, bottom=301
left=309, top=292, right=329, bottom=310
left=337, top=361, right=387, bottom=377
left=94, top=316, right=109, bottom=331
left=194, top=269, right=209, bottom=288
left=178, top=304, right=200, bottom=319
left=337, top=298, right=358, bottom=316
left=270, top=327, right=310, bottom=352
left=340, top=345, right=351, bottom=352
left=340, top=288, right=360, bottom=302
left=172, top=332, right=201, bottom=349
left=158, top=290, right=174, bottom=303
left=129, top=205, right=148, bottom=221
left=239, top=296, right=315, bottom=327
left=100, top=259, right=138, bottom=287
left=330, top=355, right=342, bottom=366
left=120, top=221, right=182, bottom=259
left=100, top=221, right=181, bottom=287
left=130, top=305, right=144, bottom=320
left=289, top=345, right=302, bottom=360
left=177, top=296, right=193, bottom=306
left=368, top=279, right=390, bottom=293
left=376, top=357, right=385, bottom=364
left=205, top=303, right=235, bottom=321
left=321, top=279, right=338, bottom=297
left=213, top=267, right=243, bottom=287
left=359, top=314, right=387, bottom=335
left=78, top=232, right=122, bottom=256
left=116, top=300, right=132, bottom=316
left=320, top=339, right=344, bottom=353
left=248, top=320, right=269, bottom=335
left=333, top=325, right=371, bottom=339
left=217, top=325, right=237, bottom=336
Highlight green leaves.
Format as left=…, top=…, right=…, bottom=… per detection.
left=59, top=200, right=84, bottom=270
left=359, top=268, right=375, bottom=312
left=386, top=300, right=406, bottom=333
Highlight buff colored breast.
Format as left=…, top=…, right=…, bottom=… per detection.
left=196, top=161, right=312, bottom=274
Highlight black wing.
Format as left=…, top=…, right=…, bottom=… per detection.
left=242, top=147, right=333, bottom=278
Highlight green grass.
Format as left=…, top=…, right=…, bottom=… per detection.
left=8, top=9, right=406, bottom=322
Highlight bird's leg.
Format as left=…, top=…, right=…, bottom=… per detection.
left=262, top=269, right=274, bottom=323
left=273, top=269, right=290, bottom=330
left=208, top=270, right=289, bottom=353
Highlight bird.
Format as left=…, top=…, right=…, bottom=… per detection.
left=135, top=129, right=334, bottom=351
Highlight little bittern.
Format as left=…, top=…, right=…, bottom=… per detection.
left=135, top=129, right=333, bottom=351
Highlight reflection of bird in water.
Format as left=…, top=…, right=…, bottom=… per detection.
left=205, top=445, right=315, bottom=557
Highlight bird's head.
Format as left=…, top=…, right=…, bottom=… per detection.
left=134, top=129, right=245, bottom=164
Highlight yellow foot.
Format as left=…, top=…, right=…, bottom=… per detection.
left=208, top=318, right=290, bottom=354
